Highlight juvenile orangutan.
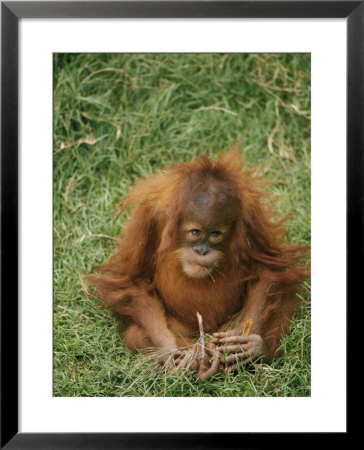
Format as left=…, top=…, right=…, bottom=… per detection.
left=90, top=143, right=309, bottom=378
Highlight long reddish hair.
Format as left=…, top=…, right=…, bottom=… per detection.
left=90, top=149, right=309, bottom=310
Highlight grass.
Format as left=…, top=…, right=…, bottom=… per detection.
left=53, top=53, right=311, bottom=397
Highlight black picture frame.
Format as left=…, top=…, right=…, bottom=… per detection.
left=1, top=1, right=359, bottom=448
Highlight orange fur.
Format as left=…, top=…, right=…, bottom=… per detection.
left=89, top=148, right=309, bottom=364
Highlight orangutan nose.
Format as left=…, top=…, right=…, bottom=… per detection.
left=194, top=245, right=210, bottom=256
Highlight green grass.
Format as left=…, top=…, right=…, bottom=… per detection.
left=53, top=53, right=311, bottom=397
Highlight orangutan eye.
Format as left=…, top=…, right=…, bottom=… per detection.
left=210, top=231, right=222, bottom=241
left=189, top=229, right=201, bottom=239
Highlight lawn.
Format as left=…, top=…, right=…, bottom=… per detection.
left=53, top=53, right=311, bottom=397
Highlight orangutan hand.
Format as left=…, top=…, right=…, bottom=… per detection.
left=212, top=330, right=267, bottom=372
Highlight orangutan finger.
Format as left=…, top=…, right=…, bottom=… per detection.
left=216, top=344, right=249, bottom=353
left=217, top=336, right=250, bottom=344
left=206, top=346, right=219, bottom=357
left=213, top=331, right=236, bottom=339
left=174, top=356, right=184, bottom=365
left=198, top=354, right=222, bottom=380
left=221, top=352, right=251, bottom=364
left=190, top=359, right=199, bottom=370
